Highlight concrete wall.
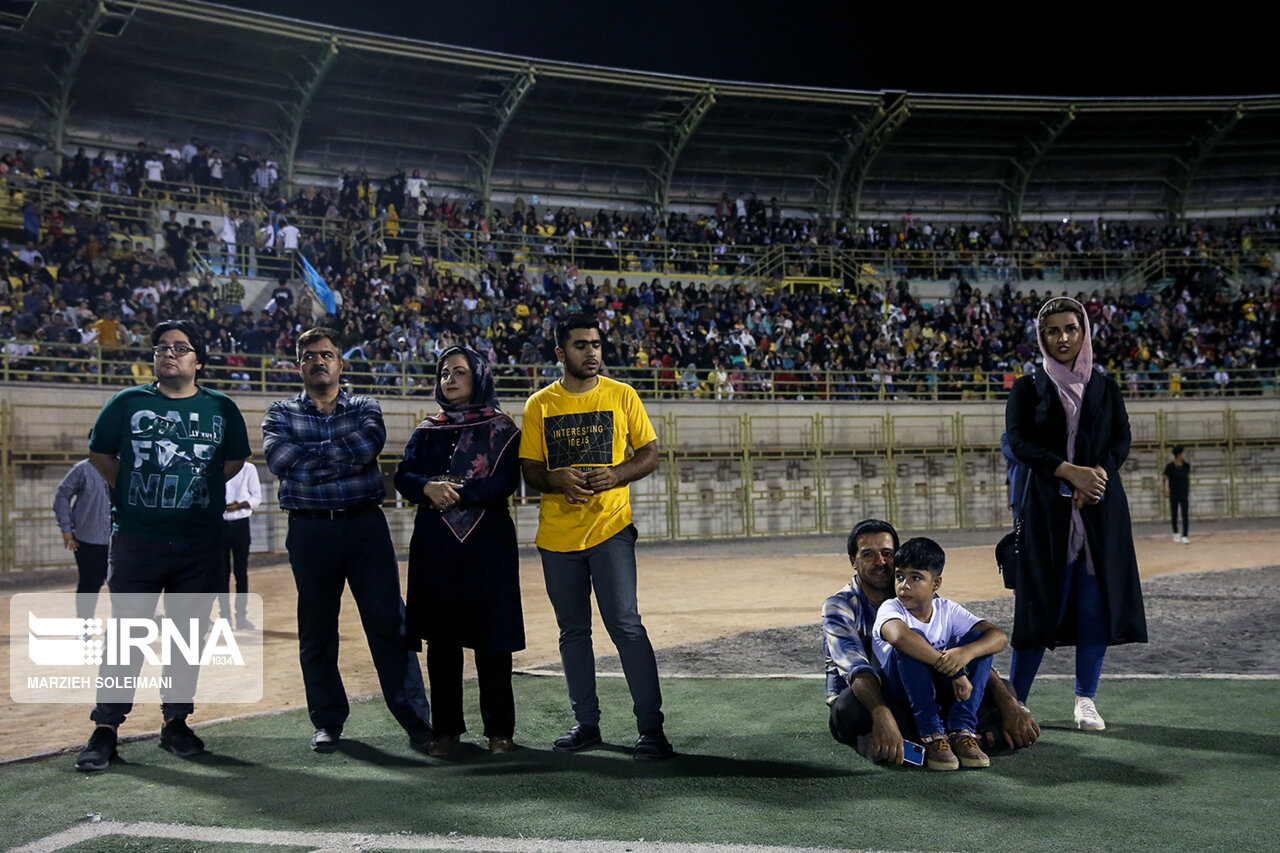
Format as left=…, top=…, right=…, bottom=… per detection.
left=4, top=382, right=1278, bottom=572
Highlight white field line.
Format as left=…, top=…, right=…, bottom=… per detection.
left=514, top=669, right=1280, bottom=681
left=7, top=819, right=930, bottom=853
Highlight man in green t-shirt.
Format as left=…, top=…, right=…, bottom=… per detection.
left=75, top=319, right=251, bottom=772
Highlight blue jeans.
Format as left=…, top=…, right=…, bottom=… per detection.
left=539, top=525, right=664, bottom=734
left=882, top=627, right=993, bottom=737
left=1011, top=555, right=1108, bottom=702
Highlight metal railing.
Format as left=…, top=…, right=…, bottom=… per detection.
left=407, top=228, right=1268, bottom=286
left=4, top=398, right=1278, bottom=572
left=2, top=344, right=1276, bottom=401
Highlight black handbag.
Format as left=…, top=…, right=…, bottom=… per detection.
left=994, top=516, right=1021, bottom=590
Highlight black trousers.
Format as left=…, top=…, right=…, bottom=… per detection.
left=1170, top=494, right=1189, bottom=536
left=426, top=643, right=515, bottom=739
left=286, top=508, right=431, bottom=739
left=829, top=676, right=1020, bottom=756
left=91, top=532, right=221, bottom=727
left=219, top=518, right=251, bottom=621
left=74, top=542, right=109, bottom=621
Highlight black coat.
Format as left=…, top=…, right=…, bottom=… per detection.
left=1005, top=369, right=1147, bottom=651
left=394, top=420, right=524, bottom=654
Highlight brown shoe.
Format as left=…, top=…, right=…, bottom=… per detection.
left=922, top=733, right=959, bottom=771
left=427, top=734, right=460, bottom=757
left=949, top=730, right=990, bottom=768
left=488, top=736, right=518, bottom=754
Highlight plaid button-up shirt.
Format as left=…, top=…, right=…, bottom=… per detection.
left=822, top=575, right=882, bottom=705
left=263, top=389, right=386, bottom=511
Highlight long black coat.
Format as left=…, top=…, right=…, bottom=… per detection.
left=394, top=421, right=524, bottom=654
left=1005, top=369, right=1147, bottom=651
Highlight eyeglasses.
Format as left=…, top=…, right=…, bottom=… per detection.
left=153, top=344, right=195, bottom=356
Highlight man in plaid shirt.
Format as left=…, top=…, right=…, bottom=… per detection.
left=824, top=518, right=1039, bottom=764
left=263, top=326, right=433, bottom=755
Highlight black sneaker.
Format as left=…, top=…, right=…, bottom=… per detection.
left=552, top=723, right=602, bottom=752
left=235, top=617, right=256, bottom=631
left=311, top=728, right=340, bottom=753
left=633, top=730, right=675, bottom=761
left=75, top=726, right=118, bottom=772
left=159, top=718, right=205, bottom=757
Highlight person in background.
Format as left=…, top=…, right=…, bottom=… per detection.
left=53, top=456, right=112, bottom=621
left=1163, top=445, right=1191, bottom=544
left=220, top=461, right=262, bottom=630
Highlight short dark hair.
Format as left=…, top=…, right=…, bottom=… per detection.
left=296, top=327, right=341, bottom=360
left=1171, top=444, right=1185, bottom=457
left=150, top=319, right=205, bottom=365
left=847, top=518, right=900, bottom=557
left=895, top=537, right=946, bottom=576
left=555, top=312, right=601, bottom=350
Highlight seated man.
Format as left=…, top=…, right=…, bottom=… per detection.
left=823, top=518, right=1039, bottom=766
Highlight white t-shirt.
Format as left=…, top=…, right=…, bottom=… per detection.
left=144, top=159, right=164, bottom=181
left=871, top=597, right=981, bottom=668
left=278, top=224, right=301, bottom=250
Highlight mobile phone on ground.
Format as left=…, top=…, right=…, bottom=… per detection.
left=902, top=740, right=925, bottom=766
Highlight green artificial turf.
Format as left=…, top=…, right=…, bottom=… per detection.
left=2, top=676, right=1277, bottom=852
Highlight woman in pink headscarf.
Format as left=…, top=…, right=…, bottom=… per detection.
left=1004, top=297, right=1146, bottom=732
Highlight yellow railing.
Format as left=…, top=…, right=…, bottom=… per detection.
left=407, top=228, right=1269, bottom=285
left=4, top=398, right=1279, bottom=572
left=2, top=344, right=1276, bottom=401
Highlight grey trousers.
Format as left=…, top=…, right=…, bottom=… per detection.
left=539, top=525, right=664, bottom=734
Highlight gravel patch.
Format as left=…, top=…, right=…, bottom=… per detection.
left=590, top=565, right=1280, bottom=678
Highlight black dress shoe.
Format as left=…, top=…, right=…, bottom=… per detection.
left=552, top=723, right=602, bottom=752
left=633, top=730, right=675, bottom=761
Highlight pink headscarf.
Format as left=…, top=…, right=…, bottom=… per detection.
left=1037, top=297, right=1094, bottom=562
left=1037, top=297, right=1093, bottom=437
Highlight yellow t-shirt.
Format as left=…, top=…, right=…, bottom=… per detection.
left=519, top=375, right=657, bottom=552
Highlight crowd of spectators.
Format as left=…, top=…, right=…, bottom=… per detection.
left=4, top=144, right=1280, bottom=400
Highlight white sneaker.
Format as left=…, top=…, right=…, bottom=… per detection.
left=1180, top=536, right=1190, bottom=544
left=1173, top=534, right=1181, bottom=543
left=1074, top=696, right=1106, bottom=731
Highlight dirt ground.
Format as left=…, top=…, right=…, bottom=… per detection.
left=1, top=518, right=1276, bottom=762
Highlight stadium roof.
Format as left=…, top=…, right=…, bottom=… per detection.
left=1, top=0, right=1278, bottom=220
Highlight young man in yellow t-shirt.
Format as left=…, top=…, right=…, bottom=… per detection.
left=519, top=313, right=673, bottom=761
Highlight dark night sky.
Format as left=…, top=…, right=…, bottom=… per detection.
left=221, top=1, right=1270, bottom=98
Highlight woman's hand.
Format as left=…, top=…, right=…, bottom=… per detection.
left=424, top=480, right=464, bottom=511
left=1059, top=462, right=1107, bottom=501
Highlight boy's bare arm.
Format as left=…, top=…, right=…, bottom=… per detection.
left=879, top=620, right=946, bottom=667
left=936, top=621, right=1008, bottom=676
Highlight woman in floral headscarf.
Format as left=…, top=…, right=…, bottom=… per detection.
left=1004, top=297, right=1146, bottom=732
left=395, top=346, right=523, bottom=755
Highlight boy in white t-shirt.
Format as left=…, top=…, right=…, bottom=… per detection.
left=872, top=537, right=1008, bottom=771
